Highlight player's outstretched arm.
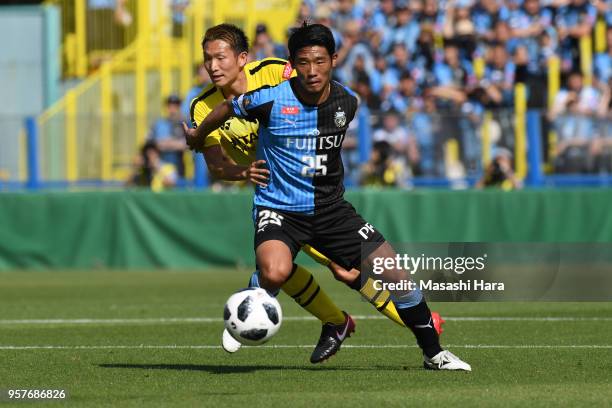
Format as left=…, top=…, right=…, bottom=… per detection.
left=183, top=100, right=234, bottom=152
left=202, top=145, right=269, bottom=186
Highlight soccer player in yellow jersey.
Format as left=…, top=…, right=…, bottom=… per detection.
left=187, top=24, right=442, bottom=362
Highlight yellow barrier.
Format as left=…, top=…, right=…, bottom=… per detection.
left=65, top=89, right=78, bottom=181
left=50, top=0, right=299, bottom=79
left=473, top=56, right=485, bottom=80
left=595, top=18, right=606, bottom=54
left=445, top=138, right=460, bottom=168
left=75, top=0, right=87, bottom=77
left=135, top=35, right=147, bottom=147
left=547, top=56, right=560, bottom=169
left=37, top=0, right=301, bottom=183
left=580, top=35, right=593, bottom=87
left=481, top=111, right=492, bottom=166
left=100, top=63, right=113, bottom=181
left=159, top=2, right=172, bottom=101
left=514, top=83, right=527, bottom=180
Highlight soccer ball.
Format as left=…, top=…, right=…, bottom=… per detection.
left=223, top=288, right=282, bottom=346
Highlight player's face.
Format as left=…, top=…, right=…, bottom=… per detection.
left=292, top=46, right=337, bottom=94
left=203, top=40, right=247, bottom=88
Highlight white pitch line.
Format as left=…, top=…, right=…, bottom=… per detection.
left=1, top=344, right=612, bottom=351
left=1, top=316, right=611, bottom=325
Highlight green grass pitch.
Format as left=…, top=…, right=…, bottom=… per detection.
left=1, top=269, right=611, bottom=407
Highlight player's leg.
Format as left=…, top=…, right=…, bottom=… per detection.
left=253, top=207, right=354, bottom=363
left=363, top=241, right=470, bottom=371
left=244, top=262, right=354, bottom=363
left=302, top=244, right=407, bottom=327
left=277, top=264, right=346, bottom=325
left=313, top=201, right=468, bottom=370
left=255, top=240, right=294, bottom=291
left=246, top=246, right=346, bottom=325
left=226, top=265, right=349, bottom=354
left=222, top=239, right=294, bottom=354
left=303, top=244, right=444, bottom=334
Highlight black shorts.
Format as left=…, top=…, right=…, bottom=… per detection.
left=253, top=200, right=385, bottom=270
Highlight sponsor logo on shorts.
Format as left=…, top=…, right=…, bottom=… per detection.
left=358, top=223, right=376, bottom=239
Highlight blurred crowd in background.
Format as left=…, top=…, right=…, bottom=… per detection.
left=133, top=0, right=612, bottom=191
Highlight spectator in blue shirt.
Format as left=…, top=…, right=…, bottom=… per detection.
left=392, top=1, right=421, bottom=54
left=594, top=26, right=612, bottom=85
left=369, top=53, right=389, bottom=96
left=410, top=93, right=442, bottom=176
left=148, top=95, right=187, bottom=177
left=251, top=24, right=288, bottom=60
left=369, top=0, right=396, bottom=31
left=555, top=0, right=597, bottom=72
left=493, top=19, right=520, bottom=55
left=443, top=0, right=478, bottom=60
left=472, top=0, right=509, bottom=44
left=509, top=0, right=553, bottom=75
left=384, top=71, right=421, bottom=114
left=411, top=24, right=437, bottom=86
left=432, top=42, right=475, bottom=91
left=482, top=43, right=516, bottom=107
left=336, top=20, right=375, bottom=85
left=548, top=70, right=603, bottom=173
left=314, top=5, right=344, bottom=50
left=419, top=0, right=446, bottom=34
left=331, top=0, right=366, bottom=32
left=595, top=0, right=612, bottom=26
left=384, top=43, right=413, bottom=88
left=366, top=0, right=397, bottom=54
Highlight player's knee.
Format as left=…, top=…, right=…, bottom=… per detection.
left=258, top=260, right=292, bottom=289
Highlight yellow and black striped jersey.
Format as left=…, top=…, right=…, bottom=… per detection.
left=189, top=58, right=296, bottom=165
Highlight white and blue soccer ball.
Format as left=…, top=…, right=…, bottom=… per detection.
left=223, top=288, right=282, bottom=346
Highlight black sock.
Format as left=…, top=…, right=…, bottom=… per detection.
left=396, top=300, right=443, bottom=358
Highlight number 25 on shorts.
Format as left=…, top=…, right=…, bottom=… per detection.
left=257, top=210, right=284, bottom=232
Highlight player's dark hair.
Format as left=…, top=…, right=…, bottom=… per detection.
left=288, top=22, right=336, bottom=61
left=202, top=23, right=249, bottom=54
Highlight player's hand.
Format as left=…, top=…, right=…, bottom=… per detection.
left=183, top=122, right=205, bottom=152
left=246, top=160, right=270, bottom=187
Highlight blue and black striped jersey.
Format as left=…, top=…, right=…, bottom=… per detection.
left=231, top=78, right=359, bottom=214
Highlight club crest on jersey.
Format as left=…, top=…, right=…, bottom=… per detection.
left=334, top=109, right=346, bottom=128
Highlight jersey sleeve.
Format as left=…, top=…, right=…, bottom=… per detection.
left=337, top=82, right=360, bottom=122
left=191, top=96, right=223, bottom=147
left=270, top=60, right=296, bottom=83
left=190, top=97, right=206, bottom=128
left=251, top=58, right=295, bottom=88
left=231, top=86, right=276, bottom=126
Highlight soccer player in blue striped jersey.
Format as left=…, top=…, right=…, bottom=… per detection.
left=186, top=24, right=442, bottom=364
left=188, top=23, right=471, bottom=370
